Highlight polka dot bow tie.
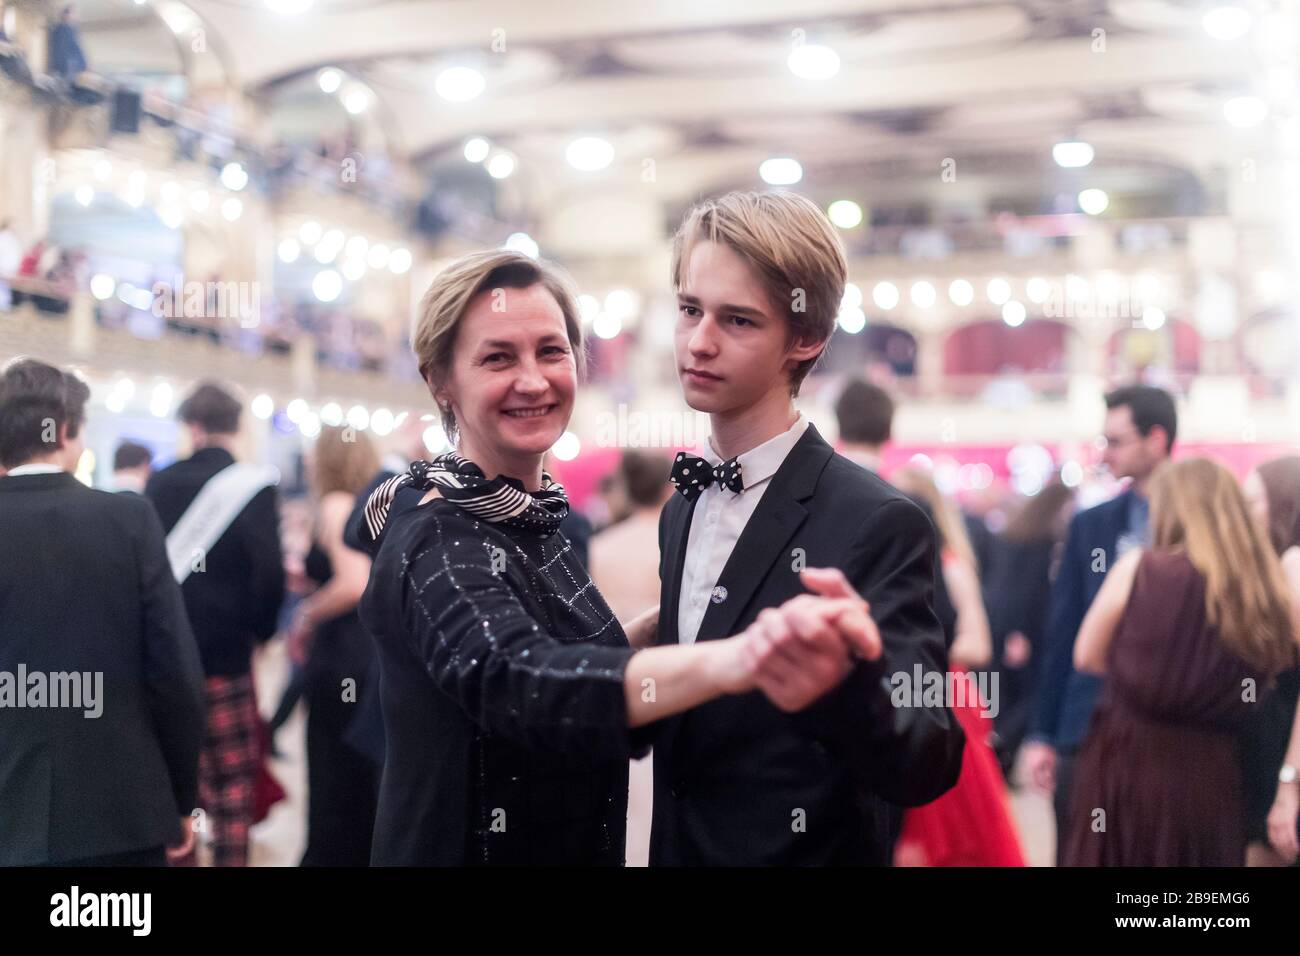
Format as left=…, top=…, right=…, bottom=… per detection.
left=669, top=452, right=744, bottom=500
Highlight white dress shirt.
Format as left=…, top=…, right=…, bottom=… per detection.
left=676, top=414, right=810, bottom=645
left=5, top=463, right=64, bottom=477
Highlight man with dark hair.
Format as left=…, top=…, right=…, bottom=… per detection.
left=176, top=382, right=243, bottom=435
left=0, top=357, right=204, bottom=865
left=110, top=440, right=153, bottom=496
left=0, top=357, right=89, bottom=468
left=1022, top=382, right=1177, bottom=864
left=834, top=378, right=895, bottom=473
left=146, top=380, right=284, bottom=866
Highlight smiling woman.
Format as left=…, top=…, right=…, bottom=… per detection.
left=411, top=250, right=585, bottom=475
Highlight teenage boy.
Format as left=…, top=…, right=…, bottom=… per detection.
left=652, top=191, right=965, bottom=865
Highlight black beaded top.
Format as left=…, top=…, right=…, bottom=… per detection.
left=360, top=491, right=640, bottom=865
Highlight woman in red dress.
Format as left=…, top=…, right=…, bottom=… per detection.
left=891, top=466, right=1026, bottom=867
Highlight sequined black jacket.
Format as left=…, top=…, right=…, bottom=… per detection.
left=360, top=492, right=643, bottom=865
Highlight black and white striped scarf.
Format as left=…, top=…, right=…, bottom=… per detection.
left=361, top=453, right=569, bottom=543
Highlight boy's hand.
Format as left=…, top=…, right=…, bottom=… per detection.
left=800, top=567, right=881, bottom=661
left=744, top=584, right=876, bottom=712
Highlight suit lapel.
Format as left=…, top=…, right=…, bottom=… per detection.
left=658, top=493, right=698, bottom=646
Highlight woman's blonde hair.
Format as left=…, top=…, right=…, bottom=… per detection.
left=671, top=190, right=847, bottom=396
left=1149, top=458, right=1297, bottom=675
left=891, top=464, right=978, bottom=573
left=410, top=249, right=586, bottom=441
left=312, top=425, right=379, bottom=498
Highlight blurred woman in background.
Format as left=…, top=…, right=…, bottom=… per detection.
left=890, top=465, right=1025, bottom=866
left=1067, top=458, right=1298, bottom=866
left=588, top=449, right=674, bottom=868
left=984, top=479, right=1076, bottom=777
left=289, top=425, right=381, bottom=866
left=1241, top=456, right=1300, bottom=866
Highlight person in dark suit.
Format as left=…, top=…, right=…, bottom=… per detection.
left=1021, top=383, right=1176, bottom=865
left=651, top=192, right=965, bottom=866
left=109, top=439, right=152, bottom=496
left=146, top=381, right=285, bottom=866
left=0, top=358, right=205, bottom=866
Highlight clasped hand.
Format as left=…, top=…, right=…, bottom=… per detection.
left=729, top=567, right=881, bottom=712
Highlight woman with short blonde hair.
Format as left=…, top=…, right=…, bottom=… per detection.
left=411, top=249, right=586, bottom=442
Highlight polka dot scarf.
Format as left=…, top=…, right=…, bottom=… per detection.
left=362, top=453, right=569, bottom=543
left=668, top=452, right=744, bottom=501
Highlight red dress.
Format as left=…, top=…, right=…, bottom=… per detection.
left=895, top=548, right=1026, bottom=867
left=895, top=669, right=1026, bottom=866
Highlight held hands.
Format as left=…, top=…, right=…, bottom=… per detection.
left=724, top=567, right=882, bottom=712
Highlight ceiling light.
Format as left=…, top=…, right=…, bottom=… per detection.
left=837, top=306, right=866, bottom=334
left=1052, top=141, right=1094, bottom=168
left=759, top=157, right=802, bottom=185
left=787, top=44, right=840, bottom=81
left=1077, top=188, right=1109, bottom=215
left=504, top=232, right=539, bottom=258
left=265, top=0, right=314, bottom=14
left=1203, top=6, right=1251, bottom=41
left=872, top=282, right=899, bottom=310
left=312, top=270, right=342, bottom=303
left=949, top=279, right=974, bottom=306
left=1224, top=95, right=1268, bottom=128
left=828, top=200, right=863, bottom=229
left=436, top=66, right=485, bottom=103
left=910, top=281, right=936, bottom=308
left=566, top=136, right=615, bottom=172
left=220, top=162, right=248, bottom=191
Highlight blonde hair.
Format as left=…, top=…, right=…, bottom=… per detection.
left=891, top=465, right=978, bottom=573
left=410, top=249, right=586, bottom=440
left=1149, top=458, right=1297, bottom=675
left=671, top=190, right=847, bottom=396
left=313, top=425, right=379, bottom=498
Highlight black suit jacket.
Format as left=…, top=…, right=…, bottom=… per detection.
left=0, top=472, right=206, bottom=864
left=146, top=447, right=285, bottom=677
left=651, top=425, right=965, bottom=865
